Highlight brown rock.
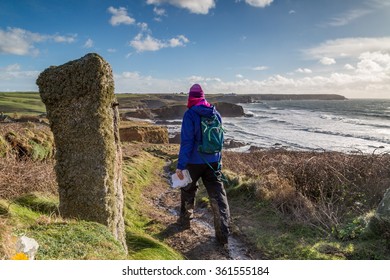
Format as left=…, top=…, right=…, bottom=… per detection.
left=214, top=102, right=245, bottom=117
left=120, top=125, right=168, bottom=144
left=151, top=104, right=187, bottom=119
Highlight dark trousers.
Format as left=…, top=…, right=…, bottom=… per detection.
left=180, top=162, right=230, bottom=237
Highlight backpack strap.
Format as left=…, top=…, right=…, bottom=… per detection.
left=198, top=152, right=228, bottom=182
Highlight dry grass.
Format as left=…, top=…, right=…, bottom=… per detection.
left=0, top=155, right=57, bottom=199
left=223, top=149, right=390, bottom=231
left=0, top=218, right=12, bottom=259
left=0, top=122, right=57, bottom=199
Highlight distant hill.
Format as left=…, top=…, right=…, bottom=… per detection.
left=248, top=94, right=347, bottom=101
left=0, top=92, right=347, bottom=115
left=116, top=93, right=347, bottom=110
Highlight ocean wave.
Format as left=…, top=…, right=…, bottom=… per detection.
left=267, top=119, right=290, bottom=125
left=302, top=128, right=390, bottom=145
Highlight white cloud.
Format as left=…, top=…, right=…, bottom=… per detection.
left=121, top=71, right=149, bottom=80
left=108, top=6, right=136, bottom=26
left=0, top=27, right=43, bottom=55
left=252, top=66, right=268, bottom=71
left=146, top=0, right=216, bottom=14
left=53, top=34, right=76, bottom=43
left=320, top=57, right=336, bottom=65
left=0, top=27, right=75, bottom=56
left=168, top=35, right=189, bottom=47
left=113, top=48, right=390, bottom=98
left=324, top=9, right=372, bottom=27
left=0, top=64, right=40, bottom=91
left=83, top=38, right=94, bottom=48
left=107, top=48, right=117, bottom=53
left=243, top=0, right=274, bottom=8
left=130, top=33, right=189, bottom=52
left=130, top=34, right=162, bottom=52
left=304, top=37, right=390, bottom=60
left=153, top=7, right=166, bottom=16
left=296, top=68, right=312, bottom=74
left=344, top=64, right=355, bottom=70
left=289, top=10, right=296, bottom=14
left=137, top=22, right=149, bottom=32
left=356, top=51, right=390, bottom=75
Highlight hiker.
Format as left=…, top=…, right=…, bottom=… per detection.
left=176, top=83, right=230, bottom=245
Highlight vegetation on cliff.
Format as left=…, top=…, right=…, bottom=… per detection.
left=0, top=140, right=182, bottom=259
left=1, top=92, right=389, bottom=260
left=2, top=126, right=390, bottom=259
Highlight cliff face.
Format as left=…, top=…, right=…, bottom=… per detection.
left=151, top=105, right=187, bottom=120
left=147, top=102, right=245, bottom=119
left=116, top=93, right=347, bottom=110
left=120, top=124, right=169, bottom=144
left=117, top=93, right=347, bottom=121
left=214, top=102, right=245, bottom=117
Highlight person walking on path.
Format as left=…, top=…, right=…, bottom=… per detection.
left=176, top=84, right=230, bottom=245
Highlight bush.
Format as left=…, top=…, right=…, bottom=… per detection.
left=223, top=150, right=390, bottom=232
left=0, top=155, right=57, bottom=199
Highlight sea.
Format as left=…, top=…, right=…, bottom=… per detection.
left=165, top=99, right=390, bottom=154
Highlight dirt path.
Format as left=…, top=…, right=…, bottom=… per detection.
left=144, top=162, right=264, bottom=260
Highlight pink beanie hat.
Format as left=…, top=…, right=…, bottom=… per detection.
left=189, top=84, right=204, bottom=98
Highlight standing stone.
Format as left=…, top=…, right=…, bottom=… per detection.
left=36, top=53, right=127, bottom=251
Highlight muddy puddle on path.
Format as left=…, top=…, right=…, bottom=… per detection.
left=155, top=186, right=261, bottom=260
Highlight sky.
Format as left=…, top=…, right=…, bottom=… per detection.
left=1, top=0, right=390, bottom=99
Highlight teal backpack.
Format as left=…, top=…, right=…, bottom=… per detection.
left=197, top=114, right=227, bottom=182
left=198, top=114, right=224, bottom=154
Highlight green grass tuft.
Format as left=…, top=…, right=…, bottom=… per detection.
left=28, top=221, right=127, bottom=260
left=13, top=193, right=59, bottom=215
left=122, top=148, right=183, bottom=260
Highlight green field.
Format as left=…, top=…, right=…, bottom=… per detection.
left=0, top=92, right=45, bottom=115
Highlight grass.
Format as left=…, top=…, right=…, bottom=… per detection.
left=28, top=221, right=127, bottom=260
left=122, top=144, right=183, bottom=260
left=1, top=194, right=125, bottom=260
left=0, top=140, right=182, bottom=260
left=0, top=92, right=46, bottom=115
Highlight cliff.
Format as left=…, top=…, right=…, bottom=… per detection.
left=116, top=93, right=347, bottom=111
left=120, top=121, right=169, bottom=144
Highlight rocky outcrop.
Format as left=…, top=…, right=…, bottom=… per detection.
left=149, top=102, right=245, bottom=119
left=36, top=53, right=127, bottom=251
left=120, top=124, right=169, bottom=144
left=121, top=108, right=154, bottom=120
left=151, top=104, right=187, bottom=119
left=214, top=102, right=245, bottom=117
left=224, top=139, right=247, bottom=149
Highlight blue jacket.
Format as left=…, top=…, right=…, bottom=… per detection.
left=177, top=105, right=222, bottom=170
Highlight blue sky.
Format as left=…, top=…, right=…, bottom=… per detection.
left=1, top=0, right=390, bottom=98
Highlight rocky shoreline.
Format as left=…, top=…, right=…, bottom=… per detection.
left=116, top=93, right=348, bottom=150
